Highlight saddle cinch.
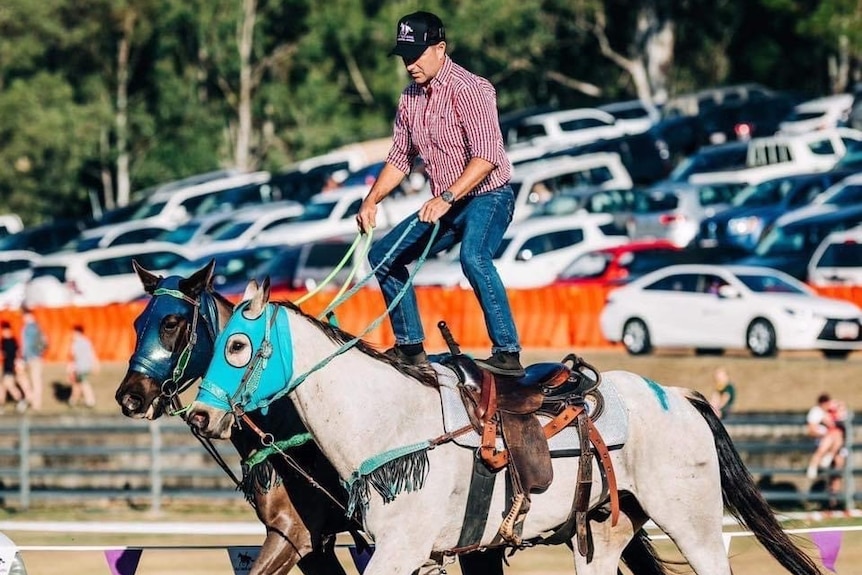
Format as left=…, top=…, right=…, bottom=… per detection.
left=436, top=331, right=619, bottom=556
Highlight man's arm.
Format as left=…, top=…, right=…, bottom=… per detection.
left=356, top=163, right=408, bottom=232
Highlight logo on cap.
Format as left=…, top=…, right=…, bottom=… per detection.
left=397, top=22, right=415, bottom=43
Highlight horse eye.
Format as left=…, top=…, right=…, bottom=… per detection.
left=163, top=316, right=181, bottom=333
left=225, top=334, right=252, bottom=368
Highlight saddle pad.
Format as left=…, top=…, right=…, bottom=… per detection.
left=433, top=363, right=628, bottom=454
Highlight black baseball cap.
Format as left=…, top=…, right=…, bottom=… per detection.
left=390, top=11, right=445, bottom=60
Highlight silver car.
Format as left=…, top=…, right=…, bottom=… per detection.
left=626, top=182, right=743, bottom=247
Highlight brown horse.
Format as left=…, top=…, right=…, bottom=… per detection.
left=115, top=260, right=666, bottom=575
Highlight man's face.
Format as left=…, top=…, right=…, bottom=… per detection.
left=402, top=42, right=445, bottom=85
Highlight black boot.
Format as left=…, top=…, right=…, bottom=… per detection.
left=475, top=351, right=525, bottom=377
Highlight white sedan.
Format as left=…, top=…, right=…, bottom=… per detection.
left=599, top=264, right=862, bottom=359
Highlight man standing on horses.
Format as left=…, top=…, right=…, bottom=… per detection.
left=357, top=10, right=525, bottom=378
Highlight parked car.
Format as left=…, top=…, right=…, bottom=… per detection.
left=599, top=264, right=862, bottom=359
left=62, top=220, right=176, bottom=253
left=0, top=214, right=23, bottom=238
left=696, top=96, right=794, bottom=145
left=221, top=245, right=305, bottom=297
left=530, top=186, right=636, bottom=233
left=509, top=153, right=634, bottom=221
left=546, top=130, right=673, bottom=186
left=778, top=93, right=854, bottom=135
left=0, top=250, right=41, bottom=310
left=502, top=107, right=627, bottom=149
left=291, top=234, right=378, bottom=291
left=0, top=219, right=88, bottom=255
left=668, top=142, right=749, bottom=183
left=626, top=180, right=742, bottom=247
left=24, top=243, right=192, bottom=307
left=554, top=240, right=682, bottom=287
left=166, top=244, right=290, bottom=293
left=695, top=170, right=854, bottom=253
left=253, top=185, right=424, bottom=247
left=193, top=201, right=306, bottom=255
left=735, top=204, right=862, bottom=280
left=807, top=228, right=862, bottom=287
left=597, top=99, right=661, bottom=135
left=413, top=214, right=629, bottom=289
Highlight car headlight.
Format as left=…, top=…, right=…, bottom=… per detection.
left=727, top=216, right=762, bottom=236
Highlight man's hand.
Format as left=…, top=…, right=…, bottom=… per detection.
left=356, top=199, right=378, bottom=234
left=419, top=196, right=452, bottom=223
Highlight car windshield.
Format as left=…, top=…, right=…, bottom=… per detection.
left=814, top=183, right=862, bottom=207
left=755, top=225, right=806, bottom=256
left=559, top=252, right=612, bottom=279
left=735, top=273, right=808, bottom=294
left=633, top=190, right=679, bottom=213
left=131, top=201, right=167, bottom=220
left=295, top=200, right=337, bottom=221
left=731, top=179, right=794, bottom=208
left=160, top=223, right=199, bottom=244
left=211, top=221, right=254, bottom=241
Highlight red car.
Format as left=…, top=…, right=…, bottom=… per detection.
left=555, top=240, right=683, bottom=287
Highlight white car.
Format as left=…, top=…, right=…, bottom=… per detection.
left=778, top=94, right=854, bottom=135
left=599, top=264, right=862, bottom=359
left=503, top=108, right=628, bottom=149
left=23, top=242, right=192, bottom=308
left=192, top=201, right=305, bottom=255
left=413, top=214, right=629, bottom=289
left=598, top=99, right=661, bottom=135
left=807, top=228, right=862, bottom=287
left=509, top=153, right=634, bottom=221
left=254, top=185, right=424, bottom=247
left=0, top=250, right=41, bottom=310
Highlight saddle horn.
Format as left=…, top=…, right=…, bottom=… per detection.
left=437, top=320, right=461, bottom=356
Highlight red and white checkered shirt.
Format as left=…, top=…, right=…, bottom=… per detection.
left=385, top=56, right=512, bottom=197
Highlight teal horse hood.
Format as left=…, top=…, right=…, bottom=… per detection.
left=197, top=301, right=294, bottom=413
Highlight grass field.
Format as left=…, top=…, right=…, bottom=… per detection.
left=3, top=348, right=861, bottom=574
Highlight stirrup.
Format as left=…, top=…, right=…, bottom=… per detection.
left=498, top=492, right=528, bottom=545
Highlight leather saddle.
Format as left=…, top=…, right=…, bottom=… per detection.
left=439, top=352, right=611, bottom=548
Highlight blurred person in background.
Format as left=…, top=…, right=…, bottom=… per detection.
left=709, top=366, right=736, bottom=419
left=67, top=325, right=99, bottom=409
left=806, top=392, right=848, bottom=507
left=0, top=320, right=31, bottom=413
left=20, top=308, right=47, bottom=411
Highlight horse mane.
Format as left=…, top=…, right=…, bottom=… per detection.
left=273, top=299, right=439, bottom=388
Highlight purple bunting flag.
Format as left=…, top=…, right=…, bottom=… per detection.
left=349, top=545, right=375, bottom=574
left=811, top=530, right=842, bottom=573
left=105, top=548, right=143, bottom=575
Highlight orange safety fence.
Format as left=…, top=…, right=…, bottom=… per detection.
left=0, top=284, right=860, bottom=363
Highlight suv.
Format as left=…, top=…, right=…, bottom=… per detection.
left=509, top=153, right=634, bottom=221
left=735, top=204, right=862, bottom=280
left=24, top=243, right=191, bottom=307
left=695, top=170, right=854, bottom=252
left=547, top=131, right=672, bottom=186
left=502, top=108, right=627, bottom=149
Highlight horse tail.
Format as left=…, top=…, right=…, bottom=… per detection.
left=685, top=390, right=823, bottom=575
left=619, top=529, right=671, bottom=575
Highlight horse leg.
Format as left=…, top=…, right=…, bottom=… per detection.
left=572, top=513, right=636, bottom=575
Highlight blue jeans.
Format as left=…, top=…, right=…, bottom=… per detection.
left=368, top=186, right=521, bottom=353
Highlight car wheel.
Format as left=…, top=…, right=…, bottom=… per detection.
left=622, top=319, right=652, bottom=356
left=821, top=349, right=851, bottom=360
left=746, top=319, right=777, bottom=357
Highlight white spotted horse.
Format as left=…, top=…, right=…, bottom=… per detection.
left=187, top=277, right=823, bottom=575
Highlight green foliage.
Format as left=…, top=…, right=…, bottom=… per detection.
left=0, top=0, right=854, bottom=224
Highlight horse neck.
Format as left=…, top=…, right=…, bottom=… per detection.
left=282, top=308, right=444, bottom=477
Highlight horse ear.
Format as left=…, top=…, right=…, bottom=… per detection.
left=242, top=279, right=260, bottom=304
left=244, top=279, right=269, bottom=318
left=178, top=259, right=215, bottom=297
left=133, top=259, right=162, bottom=294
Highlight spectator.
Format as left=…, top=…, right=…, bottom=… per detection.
left=0, top=320, right=31, bottom=413
left=709, top=367, right=736, bottom=419
left=67, top=325, right=99, bottom=409
left=805, top=393, right=848, bottom=483
left=20, top=307, right=47, bottom=411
